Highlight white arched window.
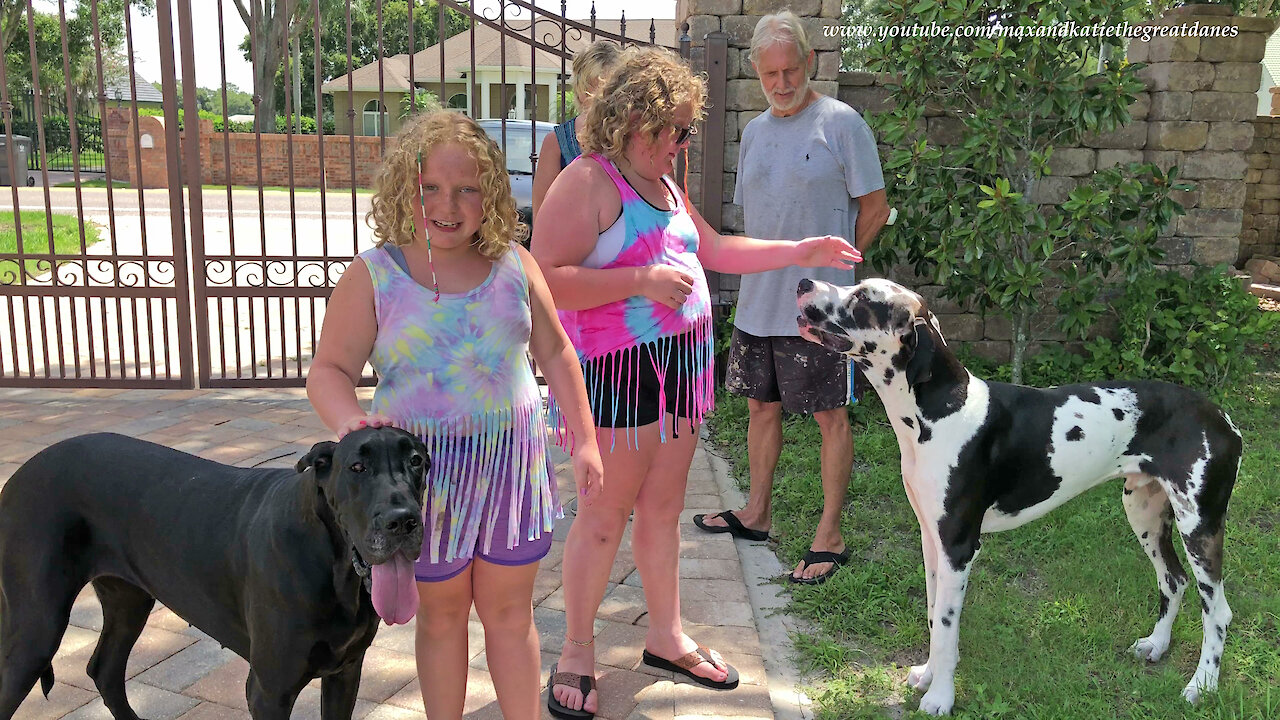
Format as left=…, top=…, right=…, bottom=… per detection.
left=362, top=99, right=387, bottom=137
left=447, top=93, right=468, bottom=113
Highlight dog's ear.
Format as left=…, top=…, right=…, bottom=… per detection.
left=904, top=318, right=935, bottom=387
left=296, top=441, right=337, bottom=478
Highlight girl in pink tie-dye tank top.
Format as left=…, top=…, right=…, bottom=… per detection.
left=549, top=152, right=716, bottom=450
left=532, top=47, right=861, bottom=719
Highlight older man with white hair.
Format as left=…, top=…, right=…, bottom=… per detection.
left=693, top=11, right=890, bottom=584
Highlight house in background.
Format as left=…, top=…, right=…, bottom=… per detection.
left=104, top=69, right=165, bottom=111
left=324, top=19, right=677, bottom=137
left=1260, top=28, right=1280, bottom=115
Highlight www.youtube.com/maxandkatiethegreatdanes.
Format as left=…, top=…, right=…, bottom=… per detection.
left=822, top=20, right=1241, bottom=43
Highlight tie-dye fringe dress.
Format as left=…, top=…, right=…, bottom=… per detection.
left=362, top=245, right=562, bottom=566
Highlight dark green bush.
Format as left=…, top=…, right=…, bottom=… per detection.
left=132, top=108, right=326, bottom=135
left=1025, top=265, right=1277, bottom=394
left=9, top=115, right=102, bottom=153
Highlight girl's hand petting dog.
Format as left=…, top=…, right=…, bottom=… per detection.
left=336, top=413, right=397, bottom=439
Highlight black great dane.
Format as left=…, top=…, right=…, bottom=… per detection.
left=0, top=426, right=428, bottom=720
left=796, top=278, right=1241, bottom=716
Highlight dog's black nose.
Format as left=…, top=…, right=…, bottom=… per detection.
left=797, top=278, right=814, bottom=296
left=378, top=508, right=420, bottom=537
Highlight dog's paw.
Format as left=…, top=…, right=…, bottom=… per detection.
left=1182, top=683, right=1202, bottom=705
left=1129, top=635, right=1169, bottom=663
left=907, top=663, right=933, bottom=691
left=918, top=686, right=954, bottom=716
left=1182, top=673, right=1216, bottom=704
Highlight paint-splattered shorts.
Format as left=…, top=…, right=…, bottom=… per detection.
left=725, top=328, right=865, bottom=415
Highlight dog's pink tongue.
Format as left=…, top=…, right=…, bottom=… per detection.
left=370, top=554, right=418, bottom=625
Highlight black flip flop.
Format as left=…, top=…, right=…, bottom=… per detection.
left=642, top=646, right=740, bottom=690
left=788, top=548, right=850, bottom=585
left=546, top=663, right=596, bottom=719
left=692, top=510, right=769, bottom=542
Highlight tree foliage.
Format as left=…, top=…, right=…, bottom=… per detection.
left=0, top=0, right=152, bottom=108
left=399, top=89, right=442, bottom=118
left=839, top=0, right=886, bottom=71
left=863, top=0, right=1191, bottom=382
left=154, top=81, right=256, bottom=117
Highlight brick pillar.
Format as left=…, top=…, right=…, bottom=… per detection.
left=125, top=115, right=170, bottom=189
left=1129, top=5, right=1276, bottom=268
left=104, top=107, right=131, bottom=184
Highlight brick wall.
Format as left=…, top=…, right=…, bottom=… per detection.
left=1243, top=115, right=1280, bottom=262
left=677, top=2, right=1276, bottom=360
left=203, top=130, right=387, bottom=189
left=105, top=109, right=387, bottom=189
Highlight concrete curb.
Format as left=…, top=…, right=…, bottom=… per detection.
left=700, top=428, right=815, bottom=720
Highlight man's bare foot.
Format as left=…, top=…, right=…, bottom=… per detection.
left=791, top=534, right=848, bottom=583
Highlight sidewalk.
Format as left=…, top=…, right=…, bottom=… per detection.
left=0, top=387, right=810, bottom=720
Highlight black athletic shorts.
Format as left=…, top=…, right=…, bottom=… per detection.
left=583, top=331, right=703, bottom=432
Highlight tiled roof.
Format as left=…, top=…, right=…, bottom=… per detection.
left=104, top=69, right=165, bottom=103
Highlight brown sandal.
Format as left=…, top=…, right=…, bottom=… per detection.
left=641, top=645, right=740, bottom=689
left=547, top=663, right=597, bottom=719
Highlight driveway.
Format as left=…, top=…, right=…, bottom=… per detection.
left=0, top=386, right=804, bottom=720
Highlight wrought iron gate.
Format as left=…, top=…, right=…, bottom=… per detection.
left=0, top=0, right=727, bottom=389
left=0, top=0, right=194, bottom=387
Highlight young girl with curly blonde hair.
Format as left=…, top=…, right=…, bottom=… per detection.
left=308, top=111, right=603, bottom=720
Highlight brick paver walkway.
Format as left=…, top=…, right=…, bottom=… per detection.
left=0, top=387, right=784, bottom=720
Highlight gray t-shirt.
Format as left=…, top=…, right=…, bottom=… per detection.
left=733, top=94, right=885, bottom=337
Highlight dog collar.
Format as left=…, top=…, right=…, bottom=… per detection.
left=351, top=548, right=372, bottom=592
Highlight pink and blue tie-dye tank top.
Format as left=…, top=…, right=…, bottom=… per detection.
left=553, top=153, right=715, bottom=444
left=360, top=245, right=560, bottom=563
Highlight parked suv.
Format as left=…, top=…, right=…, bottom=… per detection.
left=477, top=119, right=555, bottom=236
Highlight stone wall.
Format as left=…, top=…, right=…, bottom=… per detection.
left=677, top=2, right=1276, bottom=360
left=1243, top=115, right=1280, bottom=262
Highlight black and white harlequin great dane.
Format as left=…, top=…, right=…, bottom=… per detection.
left=795, top=277, right=1242, bottom=716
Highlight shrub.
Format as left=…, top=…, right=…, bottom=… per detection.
left=864, top=0, right=1160, bottom=383
left=9, top=115, right=103, bottom=153
left=132, top=108, right=325, bottom=135
left=1028, top=266, right=1277, bottom=394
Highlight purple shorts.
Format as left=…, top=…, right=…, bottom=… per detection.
left=414, top=437, right=557, bottom=583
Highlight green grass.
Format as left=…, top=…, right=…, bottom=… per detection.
left=55, top=179, right=374, bottom=194
left=54, top=178, right=130, bottom=188
left=36, top=149, right=105, bottom=170
left=0, top=211, right=99, bottom=284
left=705, top=322, right=1280, bottom=719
